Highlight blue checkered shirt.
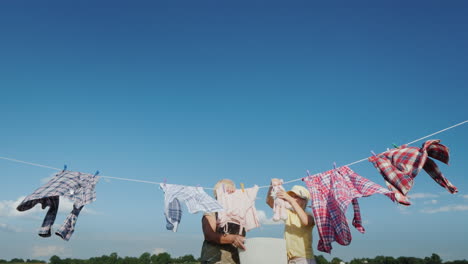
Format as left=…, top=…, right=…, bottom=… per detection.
left=160, top=183, right=223, bottom=232
left=17, top=170, right=99, bottom=240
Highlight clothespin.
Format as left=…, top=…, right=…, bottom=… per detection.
left=392, top=143, right=399, bottom=149
left=62, top=164, right=67, bottom=172
left=94, top=170, right=100, bottom=177
left=163, top=178, right=167, bottom=186
left=302, top=170, right=311, bottom=181
left=240, top=183, right=245, bottom=193
left=333, top=162, right=337, bottom=170
left=371, top=151, right=377, bottom=156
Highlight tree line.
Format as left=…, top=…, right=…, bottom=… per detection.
left=1, top=253, right=467, bottom=264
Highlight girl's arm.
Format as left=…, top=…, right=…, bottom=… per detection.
left=276, top=190, right=314, bottom=227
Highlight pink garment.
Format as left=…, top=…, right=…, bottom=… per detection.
left=304, top=166, right=395, bottom=253
left=271, top=179, right=292, bottom=221
left=215, top=185, right=260, bottom=234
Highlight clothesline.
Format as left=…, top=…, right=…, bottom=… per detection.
left=1, top=120, right=467, bottom=190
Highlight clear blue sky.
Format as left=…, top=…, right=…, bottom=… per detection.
left=1, top=0, right=467, bottom=262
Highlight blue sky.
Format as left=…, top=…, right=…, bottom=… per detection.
left=1, top=0, right=468, bottom=262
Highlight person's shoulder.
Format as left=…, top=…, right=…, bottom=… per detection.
left=203, top=212, right=216, bottom=218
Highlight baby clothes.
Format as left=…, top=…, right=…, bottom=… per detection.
left=216, top=185, right=260, bottom=234
left=160, top=183, right=223, bottom=232
left=368, top=139, right=457, bottom=205
left=271, top=179, right=292, bottom=221
left=16, top=170, right=99, bottom=241
left=304, top=166, right=395, bottom=253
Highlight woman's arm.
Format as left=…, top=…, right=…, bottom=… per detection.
left=202, top=214, right=246, bottom=250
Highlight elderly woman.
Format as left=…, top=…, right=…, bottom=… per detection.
left=200, top=179, right=247, bottom=264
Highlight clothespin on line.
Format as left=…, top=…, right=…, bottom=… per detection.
left=240, top=183, right=245, bottom=193
left=371, top=150, right=377, bottom=156
left=392, top=143, right=399, bottom=148
left=63, top=164, right=67, bottom=172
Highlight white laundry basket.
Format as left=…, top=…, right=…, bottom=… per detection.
left=238, top=237, right=287, bottom=264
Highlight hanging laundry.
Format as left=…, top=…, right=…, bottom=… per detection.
left=368, top=139, right=458, bottom=205
left=160, top=183, right=223, bottom=232
left=165, top=198, right=182, bottom=231
left=16, top=170, right=99, bottom=241
left=270, top=179, right=292, bottom=221
left=304, top=166, right=395, bottom=253
left=216, top=185, right=260, bottom=234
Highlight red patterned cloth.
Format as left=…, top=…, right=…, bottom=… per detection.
left=368, top=139, right=457, bottom=205
left=304, top=166, right=395, bottom=253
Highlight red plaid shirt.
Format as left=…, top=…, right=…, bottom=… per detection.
left=368, top=139, right=458, bottom=205
left=304, top=166, right=395, bottom=253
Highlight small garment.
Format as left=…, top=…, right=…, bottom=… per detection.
left=215, top=185, right=260, bottom=234
left=368, top=139, right=458, bottom=205
left=160, top=183, right=223, bottom=232
left=17, top=170, right=99, bottom=241
left=271, top=179, right=292, bottom=221
left=304, top=166, right=395, bottom=253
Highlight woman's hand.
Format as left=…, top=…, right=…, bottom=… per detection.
left=231, top=235, right=246, bottom=250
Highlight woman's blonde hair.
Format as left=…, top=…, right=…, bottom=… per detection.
left=213, top=179, right=235, bottom=198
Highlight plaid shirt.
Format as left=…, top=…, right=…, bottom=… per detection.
left=368, top=139, right=457, bottom=205
left=17, top=170, right=99, bottom=240
left=304, top=166, right=395, bottom=253
left=160, top=183, right=223, bottom=232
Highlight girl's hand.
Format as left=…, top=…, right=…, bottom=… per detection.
left=276, top=190, right=293, bottom=202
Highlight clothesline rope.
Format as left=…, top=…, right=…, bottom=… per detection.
left=1, top=120, right=467, bottom=190
left=256, top=119, right=468, bottom=188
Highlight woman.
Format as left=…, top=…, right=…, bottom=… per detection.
left=200, top=179, right=247, bottom=264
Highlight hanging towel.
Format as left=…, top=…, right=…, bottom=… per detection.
left=17, top=170, right=99, bottom=241
left=304, top=166, right=395, bottom=253
left=216, top=185, right=260, bottom=234
left=160, top=183, right=223, bottom=232
left=368, top=139, right=457, bottom=205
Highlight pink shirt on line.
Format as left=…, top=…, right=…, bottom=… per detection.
left=215, top=185, right=260, bottom=234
